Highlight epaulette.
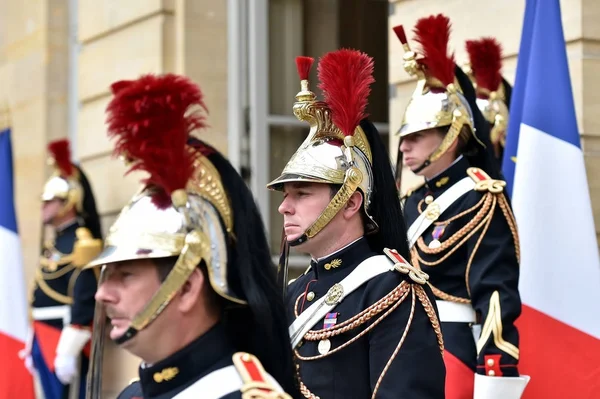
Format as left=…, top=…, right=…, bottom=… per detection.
left=232, top=352, right=291, bottom=399
left=39, top=227, right=102, bottom=270
left=467, top=167, right=507, bottom=195
left=401, top=181, right=426, bottom=201
left=71, top=227, right=103, bottom=267
left=383, top=248, right=429, bottom=285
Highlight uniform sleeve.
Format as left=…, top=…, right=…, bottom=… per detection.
left=467, top=192, right=521, bottom=377
left=70, top=268, right=98, bottom=326
left=367, top=277, right=446, bottom=398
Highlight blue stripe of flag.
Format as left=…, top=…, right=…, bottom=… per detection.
left=0, top=128, right=18, bottom=234
left=502, top=0, right=538, bottom=197
left=520, top=0, right=581, bottom=149
left=502, top=0, right=581, bottom=197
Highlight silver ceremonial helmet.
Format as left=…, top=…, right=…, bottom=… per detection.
left=267, top=53, right=377, bottom=246
left=393, top=22, right=482, bottom=175
left=42, top=139, right=84, bottom=217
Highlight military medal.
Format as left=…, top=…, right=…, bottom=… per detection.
left=318, top=339, right=331, bottom=355
left=323, top=312, right=338, bottom=329
left=429, top=225, right=446, bottom=249
left=318, top=313, right=338, bottom=355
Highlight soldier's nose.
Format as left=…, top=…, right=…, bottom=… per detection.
left=95, top=281, right=116, bottom=304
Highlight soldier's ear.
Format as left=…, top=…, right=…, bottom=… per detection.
left=343, top=190, right=364, bottom=219
left=177, top=268, right=204, bottom=313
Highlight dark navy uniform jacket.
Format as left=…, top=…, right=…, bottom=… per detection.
left=403, top=156, right=521, bottom=377
left=286, top=237, right=446, bottom=399
left=118, top=323, right=248, bottom=399
left=32, top=220, right=97, bottom=330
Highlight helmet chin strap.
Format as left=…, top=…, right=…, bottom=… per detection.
left=409, top=133, right=452, bottom=175
left=411, top=159, right=431, bottom=175
left=288, top=234, right=309, bottom=247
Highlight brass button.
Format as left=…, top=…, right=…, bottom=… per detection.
left=487, top=358, right=495, bottom=367
left=425, top=195, right=434, bottom=204
left=488, top=370, right=496, bottom=376
left=307, top=292, right=315, bottom=301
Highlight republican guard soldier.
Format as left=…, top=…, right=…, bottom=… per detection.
left=19, top=139, right=103, bottom=399
left=268, top=49, right=446, bottom=399
left=84, top=74, right=300, bottom=399
left=394, top=14, right=530, bottom=399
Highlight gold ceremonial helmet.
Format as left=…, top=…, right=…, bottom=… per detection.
left=267, top=51, right=377, bottom=245
left=85, top=74, right=242, bottom=349
left=394, top=15, right=484, bottom=173
left=42, top=139, right=84, bottom=217
left=464, top=38, right=510, bottom=153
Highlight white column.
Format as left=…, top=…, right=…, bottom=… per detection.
left=248, top=0, right=270, bottom=233
left=227, top=0, right=246, bottom=172
left=68, top=0, right=79, bottom=160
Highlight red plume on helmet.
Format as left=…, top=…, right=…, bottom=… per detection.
left=465, top=38, right=503, bottom=96
left=106, top=74, right=209, bottom=208
left=295, top=56, right=314, bottom=81
left=48, top=139, right=74, bottom=178
left=317, top=49, right=375, bottom=137
left=412, top=14, right=456, bottom=90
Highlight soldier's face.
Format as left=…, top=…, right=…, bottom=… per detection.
left=278, top=182, right=332, bottom=243
left=95, top=259, right=163, bottom=346
left=42, top=199, right=64, bottom=224
left=398, top=128, right=444, bottom=172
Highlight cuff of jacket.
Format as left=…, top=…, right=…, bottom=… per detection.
left=473, top=373, right=530, bottom=399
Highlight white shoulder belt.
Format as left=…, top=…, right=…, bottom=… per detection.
left=407, top=176, right=475, bottom=248
left=288, top=255, right=393, bottom=348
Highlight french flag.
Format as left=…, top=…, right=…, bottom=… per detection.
left=503, top=0, right=600, bottom=397
left=0, top=127, right=35, bottom=398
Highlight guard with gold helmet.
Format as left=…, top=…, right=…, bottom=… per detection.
left=464, top=37, right=513, bottom=169
left=393, top=14, right=529, bottom=399
left=18, top=139, right=103, bottom=399
left=267, top=49, right=445, bottom=398
left=84, top=74, right=298, bottom=399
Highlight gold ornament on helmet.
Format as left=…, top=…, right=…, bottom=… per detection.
left=393, top=15, right=484, bottom=173
left=465, top=38, right=510, bottom=159
left=42, top=139, right=83, bottom=217
left=267, top=50, right=378, bottom=245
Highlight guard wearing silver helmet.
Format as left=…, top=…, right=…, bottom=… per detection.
left=19, top=139, right=102, bottom=399
left=83, top=73, right=298, bottom=399
left=394, top=14, right=529, bottom=399
left=268, top=49, right=445, bottom=399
